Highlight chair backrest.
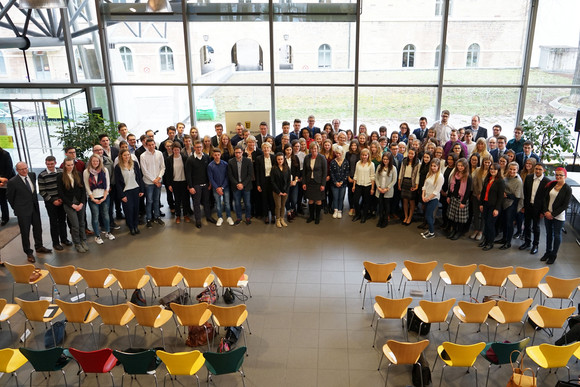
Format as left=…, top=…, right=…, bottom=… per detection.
left=44, top=264, right=78, bottom=285
left=19, top=347, right=69, bottom=372
left=514, top=267, right=549, bottom=288
left=77, top=268, right=116, bottom=289
left=385, top=340, right=429, bottom=365
left=68, top=348, right=116, bottom=373
left=403, top=260, right=438, bottom=281
left=375, top=296, right=412, bottom=319
left=127, top=303, right=166, bottom=326
left=0, top=298, right=6, bottom=313
left=204, top=347, right=247, bottom=375
left=490, top=337, right=531, bottom=365
left=91, top=303, right=134, bottom=326
left=544, top=276, right=580, bottom=299
left=146, top=265, right=183, bottom=287
left=111, top=268, right=148, bottom=289
left=211, top=266, right=246, bottom=288
left=208, top=304, right=247, bottom=327
left=419, top=298, right=456, bottom=323
left=495, top=298, right=534, bottom=323
left=156, top=350, right=205, bottom=376
left=113, top=349, right=160, bottom=375
left=478, top=264, right=513, bottom=287
left=456, top=301, right=495, bottom=323
left=171, top=303, right=211, bottom=327
left=536, top=342, right=580, bottom=368
left=5, top=262, right=38, bottom=283
left=441, top=342, right=486, bottom=367
left=443, top=263, right=477, bottom=285
left=536, top=305, right=575, bottom=329
left=363, top=261, right=397, bottom=283
left=0, top=348, right=28, bottom=373
left=179, top=267, right=214, bottom=288
left=14, top=298, right=50, bottom=321
left=54, top=300, right=97, bottom=324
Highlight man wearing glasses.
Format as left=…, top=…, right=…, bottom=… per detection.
left=430, top=110, right=455, bottom=143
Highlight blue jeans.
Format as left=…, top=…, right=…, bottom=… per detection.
left=121, top=187, right=140, bottom=230
left=331, top=185, right=347, bottom=211
left=213, top=189, right=232, bottom=219
left=286, top=184, right=298, bottom=212
left=233, top=189, right=252, bottom=220
left=88, top=196, right=110, bottom=234
left=502, top=201, right=519, bottom=241
left=424, top=198, right=439, bottom=233
left=544, top=218, right=564, bottom=257
left=144, top=183, right=161, bottom=221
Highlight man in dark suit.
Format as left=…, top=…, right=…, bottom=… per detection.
left=519, top=163, right=550, bottom=254
left=211, top=123, right=224, bottom=147
left=231, top=122, right=244, bottom=147
left=463, top=115, right=487, bottom=141
left=7, top=162, right=52, bottom=262
left=228, top=145, right=254, bottom=225
left=255, top=122, right=269, bottom=149
left=302, top=115, right=320, bottom=137
left=185, top=141, right=215, bottom=228
left=412, top=117, right=429, bottom=141
left=289, top=119, right=302, bottom=142
left=515, top=141, right=540, bottom=170
left=0, top=146, right=15, bottom=226
left=490, top=135, right=508, bottom=162
left=275, top=121, right=291, bottom=148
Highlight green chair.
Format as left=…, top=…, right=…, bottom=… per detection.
left=113, top=349, right=162, bottom=387
left=480, top=337, right=530, bottom=387
left=19, top=347, right=72, bottom=386
left=204, top=346, right=247, bottom=387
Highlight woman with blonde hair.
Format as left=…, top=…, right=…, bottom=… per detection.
left=329, top=144, right=350, bottom=219
left=302, top=142, right=327, bottom=224
left=421, top=158, right=444, bottom=239
left=189, top=126, right=199, bottom=142
left=218, top=134, right=235, bottom=162
left=115, top=149, right=145, bottom=235
left=474, top=137, right=490, bottom=159
left=470, top=154, right=491, bottom=241
left=352, top=148, right=375, bottom=223
left=83, top=154, right=115, bottom=244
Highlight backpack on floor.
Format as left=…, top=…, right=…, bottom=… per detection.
left=130, top=289, right=147, bottom=306
left=196, top=282, right=217, bottom=304
left=412, top=353, right=431, bottom=387
left=185, top=322, right=215, bottom=347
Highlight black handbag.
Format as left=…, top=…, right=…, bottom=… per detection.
left=556, top=381, right=580, bottom=387
left=407, top=308, right=430, bottom=335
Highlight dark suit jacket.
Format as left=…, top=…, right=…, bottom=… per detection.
left=412, top=128, right=428, bottom=142
left=515, top=152, right=540, bottom=170
left=228, top=157, right=254, bottom=191
left=114, top=163, right=145, bottom=201
left=103, top=147, right=119, bottom=163
left=543, top=182, right=572, bottom=218
left=57, top=172, right=87, bottom=207
left=523, top=174, right=550, bottom=213
left=302, top=126, right=321, bottom=136
left=303, top=154, right=327, bottom=186
left=463, top=125, right=488, bottom=141
left=255, top=154, right=277, bottom=188
left=163, top=154, right=189, bottom=187
left=480, top=175, right=505, bottom=211
left=7, top=173, right=39, bottom=217
left=255, top=134, right=268, bottom=149
left=489, top=148, right=508, bottom=163
left=0, top=148, right=15, bottom=182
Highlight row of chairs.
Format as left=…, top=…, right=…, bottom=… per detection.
left=378, top=338, right=580, bottom=387
left=361, top=261, right=580, bottom=308
left=0, top=346, right=247, bottom=387
left=4, top=263, right=251, bottom=304
left=1, top=298, right=251, bottom=352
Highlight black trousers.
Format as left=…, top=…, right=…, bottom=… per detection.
left=353, top=184, right=372, bottom=218
left=523, top=205, right=542, bottom=246
left=172, top=181, right=190, bottom=217
left=44, top=201, right=68, bottom=245
left=191, top=184, right=212, bottom=222
left=0, top=188, right=8, bottom=222
left=17, top=205, right=44, bottom=255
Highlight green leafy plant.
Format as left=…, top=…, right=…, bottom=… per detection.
left=53, top=113, right=119, bottom=162
left=520, top=114, right=574, bottom=166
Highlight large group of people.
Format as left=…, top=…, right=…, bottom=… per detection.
left=0, top=110, right=573, bottom=265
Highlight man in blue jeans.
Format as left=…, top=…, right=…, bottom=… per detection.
left=228, top=146, right=254, bottom=225
left=140, top=138, right=166, bottom=228
left=208, top=148, right=233, bottom=226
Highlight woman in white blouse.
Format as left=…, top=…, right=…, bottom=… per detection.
left=83, top=155, right=115, bottom=245
left=421, top=159, right=444, bottom=239
left=352, top=148, right=375, bottom=223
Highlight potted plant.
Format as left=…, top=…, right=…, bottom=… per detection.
left=520, top=114, right=574, bottom=170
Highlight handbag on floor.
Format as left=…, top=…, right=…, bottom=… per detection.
left=556, top=381, right=580, bottom=386
left=407, top=308, right=430, bottom=335
left=507, top=350, right=536, bottom=387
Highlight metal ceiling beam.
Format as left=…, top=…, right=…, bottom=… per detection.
left=0, top=0, right=17, bottom=21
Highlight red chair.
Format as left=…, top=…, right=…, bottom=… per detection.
left=68, top=348, right=117, bottom=386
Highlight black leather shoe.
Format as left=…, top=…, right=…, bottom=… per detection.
left=0, top=220, right=8, bottom=226
left=130, top=229, right=136, bottom=235
left=53, top=244, right=64, bottom=251
left=450, top=233, right=463, bottom=241
left=546, top=256, right=556, bottom=264
left=360, top=217, right=366, bottom=224
left=196, top=222, right=202, bottom=229
left=494, top=238, right=506, bottom=245
left=499, top=243, right=511, bottom=250
left=206, top=217, right=217, bottom=224
left=134, top=228, right=140, bottom=234
left=447, top=230, right=457, bottom=239
left=36, top=246, right=52, bottom=254
left=513, top=232, right=521, bottom=239
left=478, top=240, right=487, bottom=248
left=63, top=240, right=73, bottom=246
left=540, top=253, right=550, bottom=261
left=352, top=215, right=361, bottom=222
left=482, top=244, right=493, bottom=251
left=27, top=254, right=36, bottom=263
left=519, top=242, right=531, bottom=250
left=530, top=245, right=539, bottom=255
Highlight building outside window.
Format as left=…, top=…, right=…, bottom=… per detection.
left=318, top=44, right=331, bottom=69
left=466, top=43, right=480, bottom=67
left=402, top=44, right=415, bottom=68
left=119, top=46, right=134, bottom=72
left=160, top=46, right=174, bottom=72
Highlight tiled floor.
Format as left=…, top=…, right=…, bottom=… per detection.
left=1, top=205, right=579, bottom=386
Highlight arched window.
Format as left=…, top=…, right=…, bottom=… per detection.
left=434, top=44, right=448, bottom=68
left=466, top=43, right=480, bottom=68
left=119, top=46, right=133, bottom=72
left=318, top=44, right=331, bottom=69
left=160, top=46, right=174, bottom=72
left=402, top=44, right=415, bottom=68
left=0, top=52, right=6, bottom=74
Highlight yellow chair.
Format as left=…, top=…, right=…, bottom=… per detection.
left=398, top=260, right=438, bottom=301
left=208, top=304, right=251, bottom=352
left=146, top=265, right=184, bottom=301
left=378, top=339, right=430, bottom=387
left=14, top=297, right=63, bottom=348
left=0, top=348, right=28, bottom=386
left=5, top=262, right=49, bottom=301
left=0, top=298, right=20, bottom=341
left=54, top=299, right=99, bottom=348
left=171, top=303, right=213, bottom=350
left=110, top=268, right=151, bottom=303
left=412, top=298, right=456, bottom=341
left=179, top=267, right=214, bottom=303
left=127, top=303, right=173, bottom=348
left=474, top=264, right=513, bottom=300
left=156, top=350, right=205, bottom=387
left=526, top=342, right=580, bottom=380
left=538, top=276, right=580, bottom=308
left=211, top=266, right=251, bottom=302
left=527, top=305, right=575, bottom=345
left=488, top=298, right=533, bottom=341
left=44, top=264, right=83, bottom=302
left=507, top=266, right=549, bottom=302
left=371, top=296, right=412, bottom=345
left=452, top=300, right=495, bottom=342
left=433, top=341, right=486, bottom=387
left=434, top=263, right=477, bottom=301
left=91, top=302, right=135, bottom=347
left=360, top=261, right=397, bottom=309
left=76, top=268, right=117, bottom=303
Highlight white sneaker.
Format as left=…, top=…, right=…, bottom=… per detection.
left=94, top=236, right=104, bottom=245
left=216, top=218, right=223, bottom=227
left=226, top=217, right=234, bottom=226
left=423, top=232, right=435, bottom=239
left=104, top=232, right=115, bottom=241
left=332, top=209, right=338, bottom=219
left=337, top=211, right=342, bottom=219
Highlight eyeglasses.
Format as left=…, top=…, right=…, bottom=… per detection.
left=555, top=174, right=565, bottom=177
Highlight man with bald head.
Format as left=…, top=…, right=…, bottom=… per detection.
left=7, top=162, right=52, bottom=262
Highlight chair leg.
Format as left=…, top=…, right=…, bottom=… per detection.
left=432, top=354, right=438, bottom=372
left=359, top=276, right=365, bottom=293
left=429, top=282, right=433, bottom=301
left=245, top=318, right=252, bottom=334
left=377, top=352, right=384, bottom=370
left=384, top=363, right=391, bottom=387
left=474, top=366, right=478, bottom=387
left=370, top=311, right=376, bottom=327
left=362, top=283, right=368, bottom=310
left=372, top=318, right=380, bottom=348
left=434, top=277, right=441, bottom=295
left=485, top=364, right=491, bottom=387
left=439, top=364, right=445, bottom=387
left=455, top=323, right=461, bottom=343
left=441, top=285, right=446, bottom=301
